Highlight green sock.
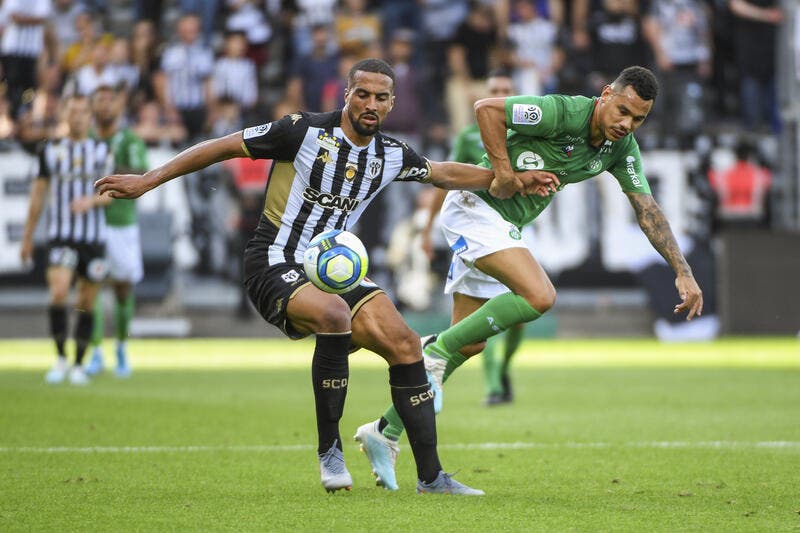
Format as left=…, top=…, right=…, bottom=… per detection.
left=430, top=292, right=541, bottom=361
left=114, top=293, right=134, bottom=341
left=380, top=404, right=404, bottom=441
left=503, top=324, right=524, bottom=368
left=482, top=335, right=504, bottom=396
left=90, top=293, right=104, bottom=347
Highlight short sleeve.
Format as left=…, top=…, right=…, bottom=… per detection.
left=394, top=142, right=432, bottom=183
left=608, top=140, right=651, bottom=194
left=504, top=95, right=561, bottom=138
left=241, top=113, right=307, bottom=161
left=450, top=129, right=469, bottom=163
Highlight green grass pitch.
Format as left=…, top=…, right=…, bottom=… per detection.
left=1, top=338, right=799, bottom=531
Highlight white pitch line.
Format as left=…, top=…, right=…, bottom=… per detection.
left=0, top=441, right=799, bottom=454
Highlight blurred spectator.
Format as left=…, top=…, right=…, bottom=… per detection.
left=225, top=0, right=272, bottom=68
left=154, top=13, right=214, bottom=141
left=586, top=0, right=646, bottom=94
left=70, top=39, right=118, bottom=96
left=0, top=0, right=54, bottom=116
left=419, top=0, right=468, bottom=122
left=211, top=32, right=258, bottom=117
left=286, top=23, right=338, bottom=112
left=129, top=20, right=160, bottom=109
left=289, top=0, right=337, bottom=59
left=729, top=0, right=783, bottom=133
left=50, top=0, right=85, bottom=58
left=209, top=96, right=243, bottom=138
left=643, top=0, right=712, bottom=147
left=60, top=11, right=113, bottom=75
left=380, top=29, right=422, bottom=145
left=180, top=0, right=221, bottom=45
left=708, top=138, right=772, bottom=228
left=549, top=0, right=592, bottom=95
left=109, top=37, right=140, bottom=93
left=0, top=92, right=16, bottom=147
left=134, top=0, right=164, bottom=32
left=507, top=0, right=562, bottom=96
left=16, top=66, right=65, bottom=152
left=377, top=0, right=419, bottom=50
left=446, top=1, right=498, bottom=134
left=335, top=0, right=382, bottom=59
left=320, top=53, right=357, bottom=112
left=132, top=100, right=187, bottom=147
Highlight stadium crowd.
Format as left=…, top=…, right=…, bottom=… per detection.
left=1, top=0, right=783, bottom=303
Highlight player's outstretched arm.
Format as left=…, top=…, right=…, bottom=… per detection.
left=95, top=132, right=247, bottom=199
left=428, top=161, right=559, bottom=196
left=474, top=97, right=522, bottom=199
left=626, top=192, right=704, bottom=320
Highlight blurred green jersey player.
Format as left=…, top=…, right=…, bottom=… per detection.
left=87, top=86, right=149, bottom=378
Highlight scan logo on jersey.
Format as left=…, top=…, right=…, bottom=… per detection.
left=302, top=187, right=362, bottom=211
left=512, top=104, right=542, bottom=125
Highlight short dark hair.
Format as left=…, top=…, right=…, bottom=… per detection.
left=347, top=58, right=395, bottom=88
left=612, top=66, right=659, bottom=102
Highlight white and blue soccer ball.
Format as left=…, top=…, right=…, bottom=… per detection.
left=303, top=229, right=369, bottom=294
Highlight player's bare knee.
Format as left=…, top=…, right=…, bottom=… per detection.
left=384, top=330, right=421, bottom=365
left=49, top=287, right=69, bottom=305
left=522, top=287, right=556, bottom=315
left=313, top=299, right=352, bottom=332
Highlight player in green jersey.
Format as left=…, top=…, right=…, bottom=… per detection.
left=421, top=69, right=524, bottom=406
left=86, top=86, right=149, bottom=378
left=355, top=66, right=704, bottom=489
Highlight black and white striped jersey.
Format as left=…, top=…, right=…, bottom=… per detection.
left=0, top=0, right=51, bottom=58
left=37, top=137, right=114, bottom=245
left=241, top=110, right=432, bottom=265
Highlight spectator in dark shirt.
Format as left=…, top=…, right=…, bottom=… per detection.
left=286, top=23, right=339, bottom=112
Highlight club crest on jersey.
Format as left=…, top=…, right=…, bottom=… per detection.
left=345, top=162, right=358, bottom=181
left=516, top=151, right=544, bottom=170
left=367, top=158, right=383, bottom=179
left=588, top=159, right=603, bottom=172
left=316, top=130, right=341, bottom=153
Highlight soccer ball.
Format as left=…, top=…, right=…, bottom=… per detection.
left=303, top=229, right=369, bottom=294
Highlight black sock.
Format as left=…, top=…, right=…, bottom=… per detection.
left=311, top=332, right=351, bottom=455
left=389, top=360, right=441, bottom=483
left=74, top=310, right=94, bottom=366
left=49, top=305, right=67, bottom=358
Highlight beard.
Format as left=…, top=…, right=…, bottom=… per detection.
left=348, top=109, right=380, bottom=136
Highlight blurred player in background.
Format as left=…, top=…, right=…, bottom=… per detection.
left=421, top=68, right=523, bottom=406
left=359, top=66, right=704, bottom=486
left=96, top=59, right=552, bottom=495
left=86, top=85, right=148, bottom=378
left=20, top=94, right=114, bottom=385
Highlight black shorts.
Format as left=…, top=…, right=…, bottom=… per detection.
left=243, top=236, right=383, bottom=340
left=47, top=242, right=107, bottom=282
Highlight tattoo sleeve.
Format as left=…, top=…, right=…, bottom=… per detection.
left=626, top=192, right=692, bottom=276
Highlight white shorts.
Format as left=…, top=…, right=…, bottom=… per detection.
left=105, top=224, right=144, bottom=284
left=440, top=191, right=531, bottom=299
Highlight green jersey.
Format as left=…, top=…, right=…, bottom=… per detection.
left=450, top=123, right=486, bottom=165
left=475, top=94, right=650, bottom=228
left=103, top=128, right=148, bottom=227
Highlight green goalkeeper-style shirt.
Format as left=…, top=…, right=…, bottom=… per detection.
left=101, top=128, right=148, bottom=227
left=475, top=94, right=651, bottom=228
left=450, top=123, right=486, bottom=165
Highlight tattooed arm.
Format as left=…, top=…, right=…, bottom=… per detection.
left=626, top=192, right=704, bottom=320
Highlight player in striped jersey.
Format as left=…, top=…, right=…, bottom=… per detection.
left=21, top=94, right=115, bottom=386
left=96, top=58, right=551, bottom=494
